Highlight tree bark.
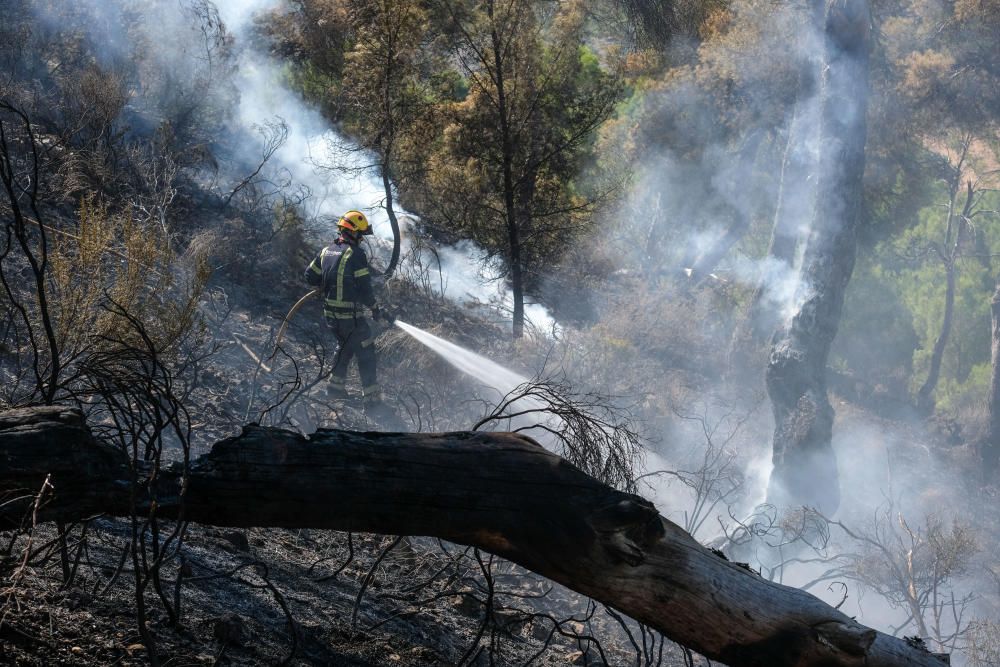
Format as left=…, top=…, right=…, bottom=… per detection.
left=0, top=405, right=949, bottom=667
left=764, top=0, right=871, bottom=514
left=382, top=160, right=402, bottom=277
left=684, top=132, right=767, bottom=288
left=486, top=0, right=524, bottom=339
left=728, top=35, right=819, bottom=371
left=380, top=32, right=402, bottom=279
left=916, top=257, right=956, bottom=414
left=983, top=278, right=1000, bottom=477
left=916, top=181, right=975, bottom=413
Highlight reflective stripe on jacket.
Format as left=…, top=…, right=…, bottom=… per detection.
left=304, top=240, right=375, bottom=318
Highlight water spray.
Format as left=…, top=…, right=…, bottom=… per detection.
left=391, top=321, right=568, bottom=448
left=393, top=321, right=531, bottom=398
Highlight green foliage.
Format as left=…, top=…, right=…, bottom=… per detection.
left=922, top=179, right=995, bottom=380
left=833, top=257, right=919, bottom=390
left=429, top=69, right=468, bottom=102
left=339, top=0, right=432, bottom=145
left=411, top=0, right=622, bottom=298
left=267, top=0, right=999, bottom=406
left=291, top=60, right=340, bottom=109
left=843, top=177, right=1000, bottom=409
left=935, top=362, right=991, bottom=414
left=274, top=0, right=622, bottom=314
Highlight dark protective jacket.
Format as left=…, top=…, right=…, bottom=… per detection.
left=304, top=238, right=376, bottom=320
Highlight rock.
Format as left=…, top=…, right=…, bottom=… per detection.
left=530, top=619, right=552, bottom=642
left=221, top=530, right=250, bottom=552
left=409, top=646, right=437, bottom=661
left=492, top=608, right=527, bottom=631
left=452, top=588, right=481, bottom=616
left=65, top=590, right=93, bottom=611
left=212, top=613, right=246, bottom=646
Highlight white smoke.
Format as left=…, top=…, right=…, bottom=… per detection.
left=212, top=2, right=1000, bottom=658
left=217, top=0, right=556, bottom=334
left=604, top=0, right=987, bottom=642
left=217, top=1, right=383, bottom=219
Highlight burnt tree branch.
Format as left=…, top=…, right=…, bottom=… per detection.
left=0, top=405, right=947, bottom=667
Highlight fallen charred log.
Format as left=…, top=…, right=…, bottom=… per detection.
left=0, top=406, right=947, bottom=667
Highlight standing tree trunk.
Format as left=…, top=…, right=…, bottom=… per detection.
left=382, top=159, right=402, bottom=277
left=916, top=180, right=974, bottom=413
left=765, top=0, right=871, bottom=513
left=0, top=104, right=62, bottom=403
left=983, top=278, right=1000, bottom=477
left=916, top=256, right=957, bottom=413
left=380, top=37, right=402, bottom=278
left=728, top=51, right=821, bottom=373
left=487, top=0, right=524, bottom=339
left=515, top=163, right=538, bottom=326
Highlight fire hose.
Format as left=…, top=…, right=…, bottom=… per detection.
left=244, top=289, right=397, bottom=422
left=268, top=290, right=396, bottom=363
left=243, top=290, right=318, bottom=421
left=269, top=289, right=319, bottom=361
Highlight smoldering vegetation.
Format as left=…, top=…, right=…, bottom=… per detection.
left=1, top=0, right=999, bottom=665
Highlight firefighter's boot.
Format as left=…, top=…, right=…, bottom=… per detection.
left=363, top=388, right=404, bottom=430
left=326, top=377, right=349, bottom=401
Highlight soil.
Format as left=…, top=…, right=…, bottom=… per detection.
left=0, top=522, right=692, bottom=666
left=0, top=269, right=694, bottom=666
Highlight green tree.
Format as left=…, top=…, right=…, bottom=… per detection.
left=420, top=0, right=620, bottom=337
left=339, top=0, right=433, bottom=276
left=852, top=0, right=998, bottom=415
left=908, top=138, right=996, bottom=412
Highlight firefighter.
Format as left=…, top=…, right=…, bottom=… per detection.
left=303, top=210, right=389, bottom=406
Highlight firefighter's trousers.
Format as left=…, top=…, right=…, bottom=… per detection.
left=327, top=315, right=379, bottom=401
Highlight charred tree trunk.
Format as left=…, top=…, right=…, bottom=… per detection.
left=686, top=132, right=766, bottom=288
left=765, top=0, right=871, bottom=513
left=0, top=103, right=62, bottom=404
left=983, top=278, right=1000, bottom=477
left=728, top=37, right=820, bottom=372
left=0, top=406, right=949, bottom=667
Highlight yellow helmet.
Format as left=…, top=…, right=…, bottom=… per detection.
left=337, top=210, right=372, bottom=235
